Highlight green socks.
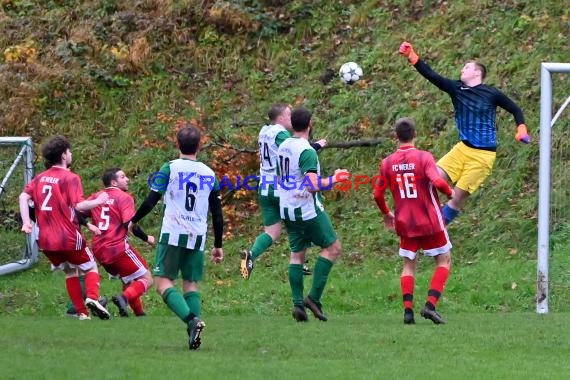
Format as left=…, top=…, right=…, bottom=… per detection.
left=183, top=291, right=201, bottom=318
left=162, top=287, right=191, bottom=322
left=288, top=264, right=304, bottom=306
left=308, top=256, right=334, bottom=303
left=251, top=232, right=273, bottom=260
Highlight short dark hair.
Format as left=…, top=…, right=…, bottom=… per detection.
left=102, top=167, right=121, bottom=187
left=267, top=103, right=289, bottom=123
left=473, top=61, right=487, bottom=80
left=41, top=135, right=71, bottom=169
left=177, top=125, right=201, bottom=155
left=290, top=107, right=312, bottom=132
left=394, top=117, right=416, bottom=142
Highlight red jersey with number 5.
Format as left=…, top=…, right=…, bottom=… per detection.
left=23, top=167, right=86, bottom=251
left=379, top=146, right=449, bottom=237
left=88, top=187, right=136, bottom=264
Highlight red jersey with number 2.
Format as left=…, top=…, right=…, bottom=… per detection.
left=88, top=187, right=136, bottom=264
left=24, top=167, right=86, bottom=251
left=380, top=146, right=446, bottom=237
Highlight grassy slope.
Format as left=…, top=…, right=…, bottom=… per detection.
left=1, top=0, right=570, bottom=315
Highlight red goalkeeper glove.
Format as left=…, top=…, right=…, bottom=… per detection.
left=515, top=124, right=531, bottom=144
left=399, top=41, right=419, bottom=65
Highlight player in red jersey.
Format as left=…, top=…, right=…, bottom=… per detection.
left=19, top=135, right=110, bottom=320
left=374, top=118, right=454, bottom=325
left=87, top=168, right=155, bottom=317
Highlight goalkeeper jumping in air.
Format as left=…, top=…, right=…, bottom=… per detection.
left=399, top=41, right=530, bottom=224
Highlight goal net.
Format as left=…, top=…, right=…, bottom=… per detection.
left=0, top=137, right=38, bottom=276
left=537, top=63, right=570, bottom=313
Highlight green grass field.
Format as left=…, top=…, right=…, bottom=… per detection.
left=1, top=314, right=569, bottom=380
left=1, top=1, right=570, bottom=379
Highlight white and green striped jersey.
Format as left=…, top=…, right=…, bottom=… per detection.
left=277, top=137, right=324, bottom=221
left=152, top=158, right=219, bottom=250
left=258, top=123, right=291, bottom=197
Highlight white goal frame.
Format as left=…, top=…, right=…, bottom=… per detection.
left=537, top=63, right=570, bottom=314
left=0, top=137, right=39, bottom=276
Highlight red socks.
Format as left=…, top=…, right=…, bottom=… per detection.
left=427, top=266, right=450, bottom=308
left=83, top=271, right=100, bottom=300
left=122, top=279, right=147, bottom=301
left=66, top=277, right=88, bottom=315
left=400, top=275, right=414, bottom=311
left=123, top=279, right=150, bottom=316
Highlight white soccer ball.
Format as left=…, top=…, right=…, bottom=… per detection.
left=339, top=62, right=363, bottom=85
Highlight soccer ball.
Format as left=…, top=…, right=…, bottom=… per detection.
left=339, top=62, right=363, bottom=85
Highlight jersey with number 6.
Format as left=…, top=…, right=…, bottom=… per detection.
left=23, top=166, right=86, bottom=251
left=152, top=158, right=219, bottom=251
left=87, top=187, right=135, bottom=263
left=380, top=146, right=446, bottom=237
left=258, top=123, right=291, bottom=197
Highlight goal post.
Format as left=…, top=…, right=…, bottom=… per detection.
left=537, top=63, right=570, bottom=314
left=0, top=137, right=39, bottom=276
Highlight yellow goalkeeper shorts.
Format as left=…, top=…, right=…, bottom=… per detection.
left=437, top=141, right=496, bottom=194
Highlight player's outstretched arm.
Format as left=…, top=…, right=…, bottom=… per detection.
left=515, top=124, right=531, bottom=144
left=127, top=222, right=153, bottom=244
left=310, top=139, right=327, bottom=152
left=424, top=154, right=454, bottom=198
left=211, top=247, right=224, bottom=263
left=399, top=41, right=456, bottom=93
left=432, top=177, right=454, bottom=199
left=399, top=41, right=419, bottom=65
left=19, top=192, right=33, bottom=234
left=131, top=190, right=162, bottom=224
left=208, top=189, right=224, bottom=250
left=76, top=192, right=109, bottom=213
left=306, top=169, right=350, bottom=192
left=373, top=182, right=391, bottom=215
left=495, top=91, right=530, bottom=144
left=373, top=180, right=395, bottom=231
left=76, top=211, right=101, bottom=235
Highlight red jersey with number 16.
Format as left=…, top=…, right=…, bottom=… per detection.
left=88, top=187, right=136, bottom=264
left=23, top=166, right=86, bottom=251
left=377, top=146, right=452, bottom=237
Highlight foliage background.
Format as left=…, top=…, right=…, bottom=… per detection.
left=1, top=0, right=570, bottom=316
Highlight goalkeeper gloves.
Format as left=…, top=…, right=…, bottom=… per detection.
left=515, top=124, right=531, bottom=144
left=399, top=41, right=419, bottom=65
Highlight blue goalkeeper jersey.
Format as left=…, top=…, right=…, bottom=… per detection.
left=414, top=60, right=525, bottom=150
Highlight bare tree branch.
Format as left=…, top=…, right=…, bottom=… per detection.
left=203, top=138, right=383, bottom=154
left=322, top=139, right=383, bottom=149
left=230, top=119, right=262, bottom=128
left=201, top=141, right=257, bottom=153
